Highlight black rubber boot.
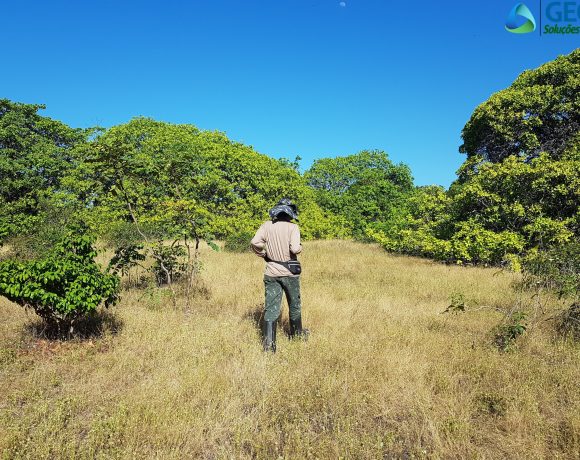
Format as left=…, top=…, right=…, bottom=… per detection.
left=289, top=317, right=310, bottom=340
left=262, top=320, right=277, bottom=352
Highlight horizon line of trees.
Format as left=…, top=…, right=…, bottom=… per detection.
left=0, top=49, right=578, bottom=328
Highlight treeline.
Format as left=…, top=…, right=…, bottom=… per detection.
left=0, top=49, right=578, bottom=331
left=1, top=49, right=578, bottom=269
left=367, top=49, right=579, bottom=267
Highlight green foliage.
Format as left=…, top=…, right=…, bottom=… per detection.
left=305, top=150, right=414, bottom=238
left=108, top=244, right=146, bottom=276
left=450, top=153, right=578, bottom=244
left=369, top=50, right=579, bottom=266
left=1, top=50, right=577, bottom=273
left=101, top=221, right=149, bottom=249
left=449, top=220, right=525, bottom=264
left=460, top=49, right=580, bottom=164
left=79, top=118, right=212, bottom=241
left=443, top=292, right=466, bottom=314
left=369, top=217, right=525, bottom=265
left=75, top=117, right=342, bottom=242
left=0, top=99, right=88, bottom=241
left=1, top=199, right=80, bottom=262
left=520, top=241, right=579, bottom=341
left=520, top=241, right=580, bottom=299
left=150, top=242, right=188, bottom=286
left=224, top=230, right=254, bottom=253
left=493, top=311, right=528, bottom=351
left=0, top=228, right=120, bottom=325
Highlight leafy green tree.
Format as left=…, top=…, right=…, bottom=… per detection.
left=71, top=118, right=344, bottom=306
left=370, top=49, right=579, bottom=265
left=305, top=150, right=414, bottom=237
left=460, top=49, right=579, bottom=165
left=0, top=99, right=88, bottom=241
left=75, top=117, right=343, bottom=242
left=372, top=154, right=577, bottom=266
left=450, top=153, right=578, bottom=247
left=448, top=49, right=579, bottom=262
left=75, top=119, right=214, bottom=306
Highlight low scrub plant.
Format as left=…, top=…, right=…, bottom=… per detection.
left=493, top=311, right=528, bottom=351
left=0, top=227, right=120, bottom=333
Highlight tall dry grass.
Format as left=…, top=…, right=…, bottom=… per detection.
left=0, top=240, right=578, bottom=459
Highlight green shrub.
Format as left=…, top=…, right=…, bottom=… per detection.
left=493, top=311, right=528, bottom=351
left=443, top=292, right=467, bottom=314
left=449, top=221, right=525, bottom=265
left=0, top=228, right=120, bottom=331
left=151, top=242, right=187, bottom=285
left=368, top=223, right=524, bottom=266
left=224, top=230, right=254, bottom=253
left=521, top=242, right=580, bottom=299
left=108, top=244, right=146, bottom=276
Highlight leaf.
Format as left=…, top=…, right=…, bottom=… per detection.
left=207, top=241, right=220, bottom=252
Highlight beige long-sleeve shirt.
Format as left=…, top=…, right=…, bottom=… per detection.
left=251, top=220, right=302, bottom=277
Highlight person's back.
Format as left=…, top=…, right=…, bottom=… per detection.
left=251, top=198, right=309, bottom=352
left=251, top=220, right=302, bottom=278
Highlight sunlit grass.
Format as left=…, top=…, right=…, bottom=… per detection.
left=1, top=240, right=578, bottom=459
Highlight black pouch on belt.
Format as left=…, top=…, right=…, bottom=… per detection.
left=265, top=256, right=302, bottom=275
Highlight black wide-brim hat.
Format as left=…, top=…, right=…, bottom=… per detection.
left=269, top=199, right=299, bottom=221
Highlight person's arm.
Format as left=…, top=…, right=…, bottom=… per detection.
left=250, top=223, right=267, bottom=257
left=290, top=225, right=302, bottom=255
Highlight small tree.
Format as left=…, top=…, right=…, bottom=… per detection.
left=0, top=228, right=120, bottom=333
left=83, top=122, right=220, bottom=307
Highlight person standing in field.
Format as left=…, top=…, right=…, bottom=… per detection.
left=251, top=198, right=309, bottom=352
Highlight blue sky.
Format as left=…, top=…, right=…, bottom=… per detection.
left=1, top=0, right=578, bottom=186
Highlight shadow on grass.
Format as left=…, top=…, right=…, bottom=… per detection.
left=244, top=304, right=264, bottom=332
left=243, top=304, right=292, bottom=339
left=24, top=309, right=123, bottom=341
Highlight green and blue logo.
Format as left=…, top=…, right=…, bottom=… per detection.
left=505, top=3, right=537, bottom=33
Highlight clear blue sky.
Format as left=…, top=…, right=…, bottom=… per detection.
left=1, top=0, right=578, bottom=186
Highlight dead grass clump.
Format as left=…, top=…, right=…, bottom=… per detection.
left=556, top=303, right=580, bottom=341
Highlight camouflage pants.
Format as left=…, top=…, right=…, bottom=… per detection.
left=263, top=275, right=302, bottom=322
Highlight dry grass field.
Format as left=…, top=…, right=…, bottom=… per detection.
left=1, top=240, right=578, bottom=459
